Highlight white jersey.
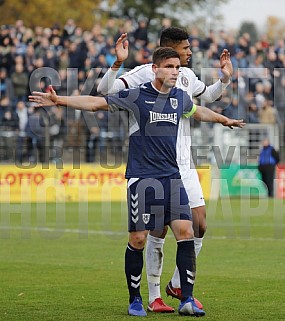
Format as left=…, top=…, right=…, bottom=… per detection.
left=108, top=64, right=226, bottom=165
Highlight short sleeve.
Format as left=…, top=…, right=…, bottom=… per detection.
left=119, top=64, right=154, bottom=89
left=105, top=88, right=140, bottom=113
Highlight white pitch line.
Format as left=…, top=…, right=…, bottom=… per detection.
left=209, top=222, right=285, bottom=227
left=206, top=236, right=285, bottom=242
left=0, top=225, right=126, bottom=236
left=0, top=225, right=284, bottom=241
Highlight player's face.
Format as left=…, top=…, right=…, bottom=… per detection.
left=154, top=57, right=180, bottom=88
left=172, top=40, right=192, bottom=66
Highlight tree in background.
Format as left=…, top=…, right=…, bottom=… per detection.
left=239, top=21, right=259, bottom=44
left=0, top=0, right=227, bottom=31
left=118, top=0, right=226, bottom=22
left=0, top=0, right=102, bottom=29
left=266, top=16, right=285, bottom=41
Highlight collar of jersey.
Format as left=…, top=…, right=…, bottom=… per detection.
left=150, top=81, right=175, bottom=95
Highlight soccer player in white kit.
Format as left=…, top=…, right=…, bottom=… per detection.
left=97, top=27, right=234, bottom=313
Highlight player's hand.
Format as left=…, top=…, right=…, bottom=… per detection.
left=222, top=118, right=246, bottom=129
left=220, top=49, right=233, bottom=82
left=29, top=85, right=58, bottom=107
left=114, top=33, right=129, bottom=64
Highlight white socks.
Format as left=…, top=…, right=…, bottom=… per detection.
left=170, top=266, right=181, bottom=288
left=170, top=237, right=203, bottom=288
left=146, top=234, right=204, bottom=301
left=194, top=237, right=203, bottom=257
left=146, top=234, right=165, bottom=303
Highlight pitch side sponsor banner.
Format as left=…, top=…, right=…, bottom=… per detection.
left=0, top=165, right=211, bottom=202
left=220, top=164, right=267, bottom=197
left=0, top=165, right=126, bottom=202
left=0, top=165, right=55, bottom=202
left=54, top=164, right=126, bottom=202
left=276, top=164, right=285, bottom=199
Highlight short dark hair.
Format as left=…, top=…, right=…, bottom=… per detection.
left=160, top=27, right=189, bottom=47
left=152, top=47, right=180, bottom=65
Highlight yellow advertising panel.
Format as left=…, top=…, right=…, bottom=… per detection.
left=0, top=164, right=211, bottom=202
left=0, top=165, right=126, bottom=203
left=54, top=164, right=126, bottom=202
left=0, top=165, right=56, bottom=203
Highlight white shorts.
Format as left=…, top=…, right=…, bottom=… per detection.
left=179, top=163, right=205, bottom=209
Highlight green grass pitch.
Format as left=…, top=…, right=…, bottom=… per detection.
left=1, top=198, right=285, bottom=320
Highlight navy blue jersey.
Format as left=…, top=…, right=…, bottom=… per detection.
left=105, top=82, right=196, bottom=178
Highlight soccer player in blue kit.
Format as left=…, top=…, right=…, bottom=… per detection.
left=97, top=27, right=234, bottom=313
left=29, top=47, right=244, bottom=317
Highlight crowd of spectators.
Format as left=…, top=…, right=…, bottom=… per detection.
left=0, top=18, right=284, bottom=164
left=191, top=27, right=285, bottom=126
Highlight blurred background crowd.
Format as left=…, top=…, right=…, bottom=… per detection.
left=0, top=18, right=284, bottom=164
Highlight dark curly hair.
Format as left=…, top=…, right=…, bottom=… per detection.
left=160, top=27, right=189, bottom=47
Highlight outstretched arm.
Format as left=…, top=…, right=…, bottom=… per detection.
left=111, top=33, right=129, bottom=71
left=196, top=49, right=233, bottom=102
left=193, top=105, right=245, bottom=129
left=29, top=86, right=109, bottom=112
left=97, top=33, right=129, bottom=95
left=220, top=49, right=233, bottom=83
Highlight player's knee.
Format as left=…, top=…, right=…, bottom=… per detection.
left=176, top=227, right=194, bottom=241
left=199, top=220, right=207, bottom=237
left=192, top=206, right=207, bottom=238
left=194, top=221, right=207, bottom=238
left=129, top=231, right=148, bottom=249
left=149, top=225, right=168, bottom=238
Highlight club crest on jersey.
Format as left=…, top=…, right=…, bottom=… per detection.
left=181, top=76, right=189, bottom=87
left=142, top=213, right=150, bottom=224
left=149, top=111, right=178, bottom=124
left=170, top=98, right=178, bottom=109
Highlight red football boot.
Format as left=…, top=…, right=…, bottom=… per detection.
left=165, top=281, right=203, bottom=309
left=147, top=298, right=175, bottom=313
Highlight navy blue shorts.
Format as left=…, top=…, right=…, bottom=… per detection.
left=127, top=172, right=192, bottom=232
